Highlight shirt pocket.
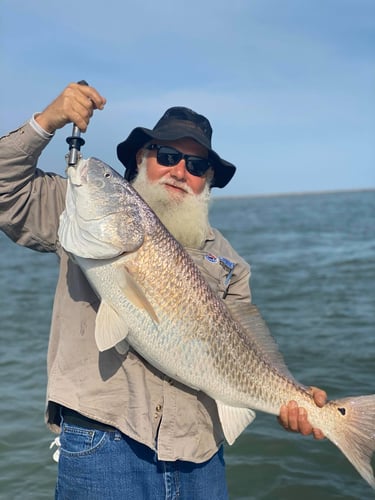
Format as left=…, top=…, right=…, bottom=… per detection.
left=188, top=249, right=236, bottom=298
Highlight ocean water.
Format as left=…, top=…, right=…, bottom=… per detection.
left=0, top=189, right=374, bottom=499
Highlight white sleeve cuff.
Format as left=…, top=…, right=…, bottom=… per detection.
left=29, top=113, right=54, bottom=139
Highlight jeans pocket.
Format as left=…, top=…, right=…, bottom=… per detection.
left=60, top=422, right=109, bottom=457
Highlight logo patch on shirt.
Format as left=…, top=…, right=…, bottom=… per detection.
left=205, top=253, right=219, bottom=264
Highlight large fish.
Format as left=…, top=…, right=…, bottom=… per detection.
left=58, top=157, right=375, bottom=489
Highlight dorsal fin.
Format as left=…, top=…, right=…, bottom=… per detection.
left=225, top=301, right=298, bottom=382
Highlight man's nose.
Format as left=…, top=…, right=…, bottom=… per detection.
left=169, top=159, right=187, bottom=179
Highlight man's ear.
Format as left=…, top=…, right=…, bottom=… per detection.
left=136, top=148, right=145, bottom=166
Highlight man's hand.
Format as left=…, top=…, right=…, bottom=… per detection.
left=278, top=386, right=327, bottom=440
left=35, top=82, right=106, bottom=134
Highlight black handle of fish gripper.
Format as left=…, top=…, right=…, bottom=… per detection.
left=66, top=80, right=89, bottom=165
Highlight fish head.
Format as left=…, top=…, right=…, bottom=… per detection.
left=70, top=156, right=132, bottom=215
left=58, top=157, right=145, bottom=259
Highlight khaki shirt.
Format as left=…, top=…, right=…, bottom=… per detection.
left=0, top=122, right=252, bottom=462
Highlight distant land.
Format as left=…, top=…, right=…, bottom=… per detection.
left=213, top=187, right=375, bottom=200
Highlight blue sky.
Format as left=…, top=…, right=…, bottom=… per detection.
left=1, top=0, right=374, bottom=196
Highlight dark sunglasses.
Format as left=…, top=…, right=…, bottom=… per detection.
left=145, top=144, right=211, bottom=177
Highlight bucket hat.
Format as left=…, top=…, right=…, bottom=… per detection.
left=116, top=106, right=236, bottom=188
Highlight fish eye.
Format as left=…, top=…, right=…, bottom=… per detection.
left=104, top=172, right=111, bottom=178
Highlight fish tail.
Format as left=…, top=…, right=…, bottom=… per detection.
left=328, top=395, right=375, bottom=489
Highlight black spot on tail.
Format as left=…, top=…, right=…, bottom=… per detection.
left=338, top=407, right=346, bottom=416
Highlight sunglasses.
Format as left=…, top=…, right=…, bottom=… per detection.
left=145, top=144, right=211, bottom=177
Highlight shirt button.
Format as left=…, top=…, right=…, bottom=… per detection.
left=156, top=404, right=162, bottom=412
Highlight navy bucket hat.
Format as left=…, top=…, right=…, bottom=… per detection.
left=116, top=107, right=236, bottom=188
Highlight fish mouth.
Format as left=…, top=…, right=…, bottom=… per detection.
left=76, top=158, right=89, bottom=184
left=67, top=159, right=89, bottom=186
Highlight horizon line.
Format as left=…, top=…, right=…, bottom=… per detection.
left=212, top=187, right=375, bottom=200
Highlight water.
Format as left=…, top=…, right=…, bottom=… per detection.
left=0, top=190, right=374, bottom=499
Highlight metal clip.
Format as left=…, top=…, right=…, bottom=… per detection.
left=219, top=257, right=236, bottom=299
left=65, top=80, right=89, bottom=165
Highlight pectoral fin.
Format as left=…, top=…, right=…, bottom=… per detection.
left=116, top=266, right=159, bottom=324
left=216, top=401, right=256, bottom=445
left=95, top=301, right=129, bottom=352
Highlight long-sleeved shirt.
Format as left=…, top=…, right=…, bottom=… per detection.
left=0, top=121, right=252, bottom=462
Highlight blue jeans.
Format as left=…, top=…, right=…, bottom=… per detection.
left=55, top=419, right=229, bottom=499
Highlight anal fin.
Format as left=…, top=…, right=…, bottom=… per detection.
left=216, top=401, right=256, bottom=445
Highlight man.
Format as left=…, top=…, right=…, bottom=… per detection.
left=0, top=83, right=326, bottom=499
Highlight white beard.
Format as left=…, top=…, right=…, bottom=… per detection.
left=132, top=160, right=212, bottom=249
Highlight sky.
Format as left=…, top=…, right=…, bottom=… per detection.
left=1, top=0, right=374, bottom=197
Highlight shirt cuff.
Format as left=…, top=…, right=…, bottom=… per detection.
left=29, top=113, right=54, bottom=139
